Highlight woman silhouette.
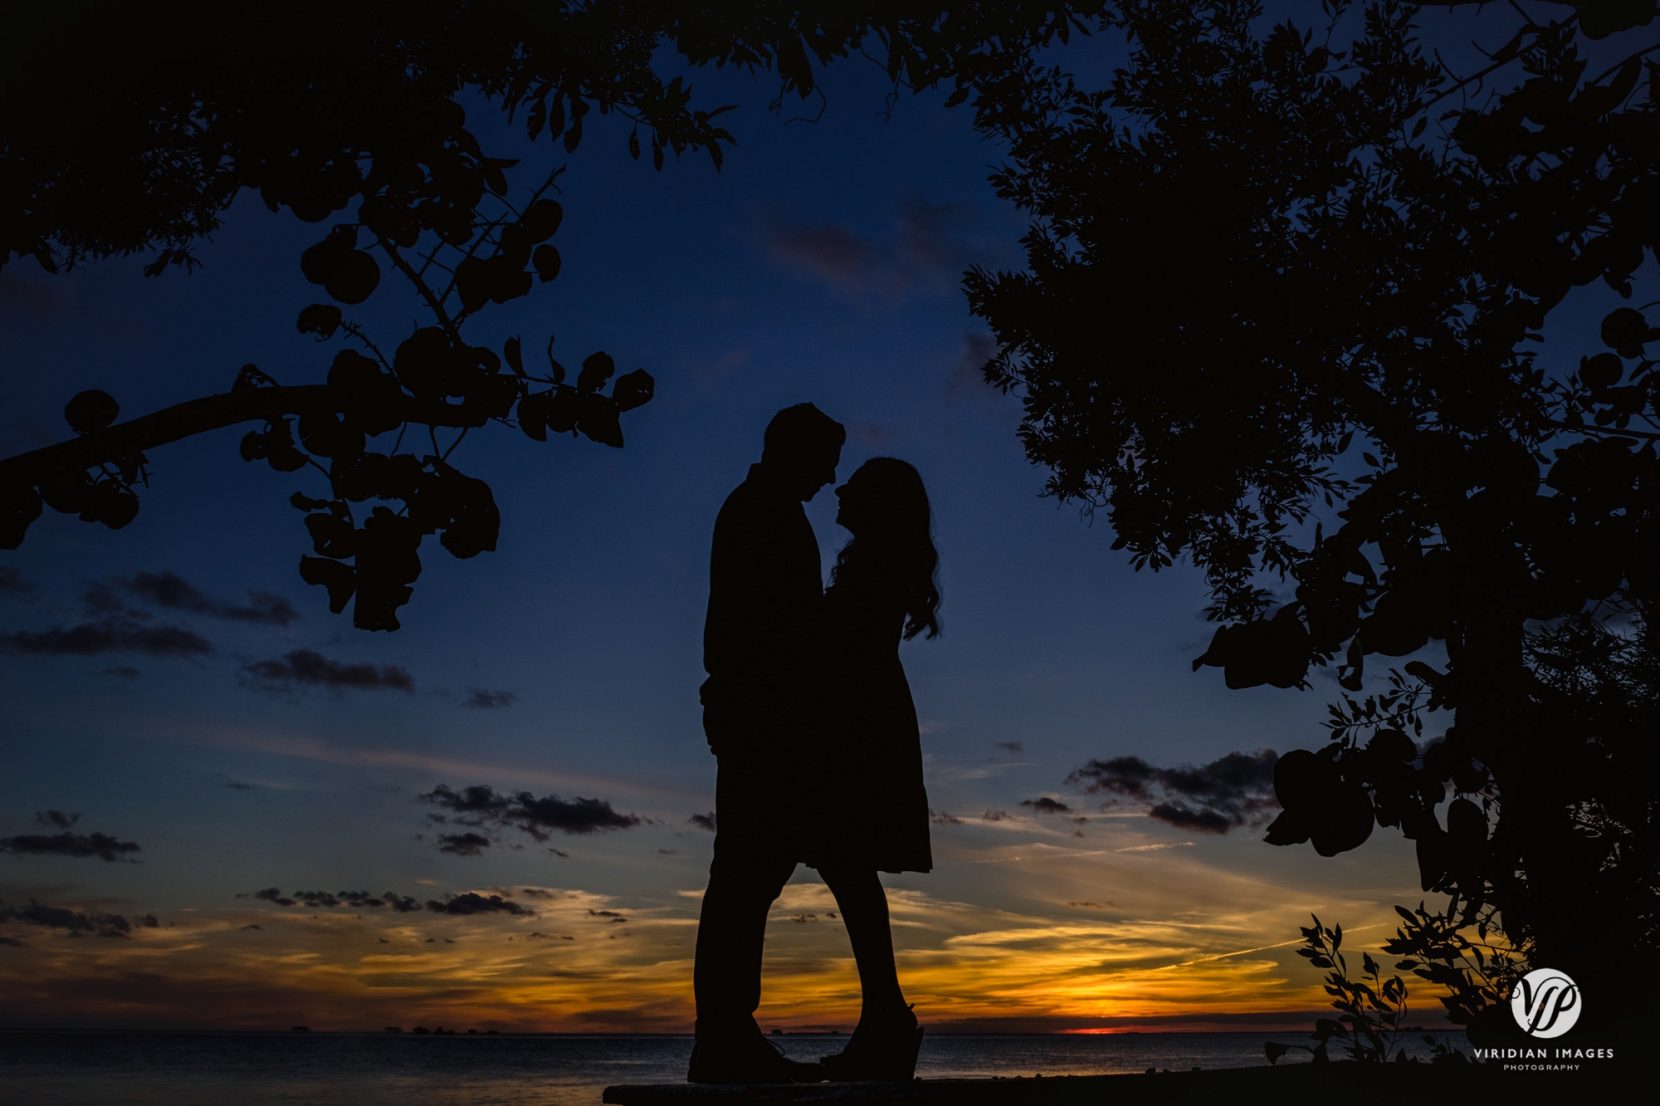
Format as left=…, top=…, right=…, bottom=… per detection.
left=805, top=457, right=939, bottom=1081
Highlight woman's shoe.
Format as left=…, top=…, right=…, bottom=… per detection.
left=820, top=1006, right=922, bottom=1082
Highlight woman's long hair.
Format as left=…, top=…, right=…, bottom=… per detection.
left=830, top=457, right=941, bottom=640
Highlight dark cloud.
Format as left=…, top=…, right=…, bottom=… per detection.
left=462, top=689, right=517, bottom=709
left=993, top=739, right=1024, bottom=754
left=928, top=809, right=963, bottom=825
left=687, top=812, right=716, bottom=833
left=588, top=909, right=627, bottom=923
left=246, top=887, right=295, bottom=906
left=0, top=899, right=133, bottom=937
left=0, top=935, right=24, bottom=946
left=242, top=649, right=413, bottom=693
left=1148, top=802, right=1233, bottom=832
left=514, top=794, right=641, bottom=836
left=243, top=924, right=263, bottom=930
left=981, top=809, right=1010, bottom=822
left=222, top=779, right=257, bottom=791
left=1020, top=796, right=1073, bottom=815
left=0, top=619, right=213, bottom=657
left=437, top=832, right=492, bottom=857
left=427, top=892, right=532, bottom=917
left=421, top=784, right=641, bottom=851
left=99, top=665, right=142, bottom=680
left=0, top=830, right=142, bottom=863
left=547, top=848, right=569, bottom=859
left=0, top=568, right=38, bottom=602
left=112, top=571, right=298, bottom=626
left=1065, top=749, right=1279, bottom=833
left=37, top=810, right=79, bottom=830
left=241, top=887, right=425, bottom=912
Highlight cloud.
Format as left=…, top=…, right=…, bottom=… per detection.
left=0, top=619, right=214, bottom=657
left=426, top=892, right=533, bottom=917
left=0, top=899, right=133, bottom=937
left=241, top=649, right=413, bottom=693
left=757, top=197, right=978, bottom=301
left=1020, top=796, right=1073, bottom=815
left=37, top=810, right=79, bottom=830
left=99, top=665, right=142, bottom=679
left=106, top=571, right=298, bottom=626
left=437, top=832, right=492, bottom=857
left=240, top=888, right=428, bottom=912
left=1065, top=749, right=1279, bottom=833
left=421, top=784, right=641, bottom=851
left=687, top=812, right=716, bottom=833
left=0, top=568, right=38, bottom=602
left=462, top=689, right=517, bottom=709
left=993, top=740, right=1024, bottom=754
left=929, top=809, right=963, bottom=825
left=588, top=909, right=627, bottom=923
left=0, top=830, right=142, bottom=863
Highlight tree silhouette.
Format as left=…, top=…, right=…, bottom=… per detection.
left=967, top=0, right=1660, bottom=1024
left=0, top=1, right=1101, bottom=629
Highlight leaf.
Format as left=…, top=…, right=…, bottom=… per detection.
left=64, top=390, right=119, bottom=435
left=503, top=336, right=524, bottom=378
left=517, top=393, right=549, bottom=441
left=522, top=200, right=563, bottom=242
left=578, top=351, right=616, bottom=392
left=533, top=244, right=561, bottom=283
left=628, top=126, right=641, bottom=160
left=299, top=555, right=355, bottom=614
left=611, top=369, right=654, bottom=411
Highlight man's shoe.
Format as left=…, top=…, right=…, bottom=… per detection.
left=688, top=1031, right=826, bottom=1084
left=820, top=1005, right=922, bottom=1082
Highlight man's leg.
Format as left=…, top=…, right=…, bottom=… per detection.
left=693, top=845, right=795, bottom=1035
left=692, top=753, right=796, bottom=1038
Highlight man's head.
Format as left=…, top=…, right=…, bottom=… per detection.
left=761, top=403, right=845, bottom=501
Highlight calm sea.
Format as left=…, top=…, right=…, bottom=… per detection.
left=0, top=1030, right=1470, bottom=1106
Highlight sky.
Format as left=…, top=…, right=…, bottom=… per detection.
left=0, top=11, right=1533, bottom=1035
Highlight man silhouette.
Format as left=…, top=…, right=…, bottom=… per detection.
left=689, top=402, right=845, bottom=1084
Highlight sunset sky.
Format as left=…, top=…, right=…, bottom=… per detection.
left=0, top=12, right=1539, bottom=1034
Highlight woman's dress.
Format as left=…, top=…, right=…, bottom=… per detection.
left=800, top=574, right=932, bottom=874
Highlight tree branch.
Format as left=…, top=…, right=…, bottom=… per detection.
left=1, top=386, right=492, bottom=488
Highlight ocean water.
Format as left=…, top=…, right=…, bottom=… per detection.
left=0, top=1030, right=1470, bottom=1106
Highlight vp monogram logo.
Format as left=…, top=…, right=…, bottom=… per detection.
left=1510, top=968, right=1581, bottom=1039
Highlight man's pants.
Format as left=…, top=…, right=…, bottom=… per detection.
left=692, top=753, right=798, bottom=1035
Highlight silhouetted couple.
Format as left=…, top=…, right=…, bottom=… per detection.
left=690, top=403, right=940, bottom=1084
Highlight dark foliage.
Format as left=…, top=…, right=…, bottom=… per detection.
left=968, top=0, right=1660, bottom=1027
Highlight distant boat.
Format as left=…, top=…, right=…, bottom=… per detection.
left=290, top=1026, right=311, bottom=1034
left=384, top=1027, right=403, bottom=1034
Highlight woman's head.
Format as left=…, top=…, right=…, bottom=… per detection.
left=832, top=458, right=941, bottom=640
